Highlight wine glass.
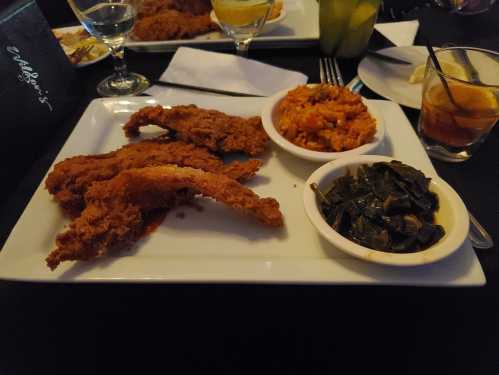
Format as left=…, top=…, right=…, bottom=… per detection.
left=67, top=0, right=149, bottom=96
left=211, top=0, right=274, bottom=56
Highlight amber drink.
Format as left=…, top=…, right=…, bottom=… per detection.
left=418, top=47, right=499, bottom=162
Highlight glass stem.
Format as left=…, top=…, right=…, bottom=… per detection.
left=235, top=39, right=251, bottom=57
left=110, top=45, right=129, bottom=81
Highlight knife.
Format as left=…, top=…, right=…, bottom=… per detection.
left=366, top=49, right=412, bottom=65
left=153, top=80, right=264, bottom=97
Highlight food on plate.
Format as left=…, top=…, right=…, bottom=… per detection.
left=45, top=104, right=280, bottom=270
left=312, top=161, right=445, bottom=252
left=124, top=105, right=269, bottom=156
left=133, top=10, right=218, bottom=40
left=53, top=28, right=108, bottom=64
left=408, top=60, right=467, bottom=84
left=276, top=84, right=376, bottom=152
left=46, top=138, right=262, bottom=217
left=132, top=0, right=218, bottom=41
left=138, top=0, right=213, bottom=17
left=46, top=165, right=284, bottom=270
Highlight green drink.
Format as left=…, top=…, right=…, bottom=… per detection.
left=320, top=0, right=381, bottom=58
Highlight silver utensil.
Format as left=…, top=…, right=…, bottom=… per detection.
left=153, top=80, right=264, bottom=97
left=452, top=48, right=481, bottom=83
left=468, top=212, right=494, bottom=249
left=346, top=75, right=363, bottom=93
left=319, top=56, right=344, bottom=85
left=366, top=49, right=412, bottom=65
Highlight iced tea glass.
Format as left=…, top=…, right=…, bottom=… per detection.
left=320, top=0, right=381, bottom=58
left=418, top=47, right=499, bottom=162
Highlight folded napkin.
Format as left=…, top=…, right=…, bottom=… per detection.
left=146, top=47, right=308, bottom=98
left=374, top=20, right=419, bottom=47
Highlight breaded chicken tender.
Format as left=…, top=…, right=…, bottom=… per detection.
left=45, top=138, right=262, bottom=216
left=46, top=165, right=283, bottom=270
left=133, top=9, right=217, bottom=41
left=124, top=105, right=269, bottom=156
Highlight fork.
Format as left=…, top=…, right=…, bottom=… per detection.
left=319, top=56, right=344, bottom=86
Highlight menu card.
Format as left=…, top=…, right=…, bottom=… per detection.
left=0, top=0, right=77, bottom=198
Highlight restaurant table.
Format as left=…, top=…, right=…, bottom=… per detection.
left=0, top=2, right=498, bottom=374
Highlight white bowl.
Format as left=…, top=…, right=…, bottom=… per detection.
left=303, top=155, right=469, bottom=266
left=210, top=3, right=286, bottom=35
left=261, top=85, right=386, bottom=163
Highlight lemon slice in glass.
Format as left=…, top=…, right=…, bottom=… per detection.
left=409, top=61, right=467, bottom=84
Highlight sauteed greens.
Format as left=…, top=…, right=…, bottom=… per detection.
left=313, top=161, right=445, bottom=252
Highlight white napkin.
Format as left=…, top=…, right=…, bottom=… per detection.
left=374, top=20, right=419, bottom=47
left=146, top=47, right=308, bottom=98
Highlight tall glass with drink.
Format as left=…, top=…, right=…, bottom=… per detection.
left=418, top=47, right=499, bottom=162
left=67, top=0, right=149, bottom=96
left=320, top=0, right=381, bottom=58
left=211, top=0, right=274, bottom=56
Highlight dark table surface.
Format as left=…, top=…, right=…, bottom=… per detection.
left=1, top=2, right=499, bottom=374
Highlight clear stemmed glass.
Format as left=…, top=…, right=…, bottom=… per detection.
left=211, top=0, right=274, bottom=56
left=67, top=0, right=149, bottom=96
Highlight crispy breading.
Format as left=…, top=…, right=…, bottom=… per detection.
left=277, top=84, right=377, bottom=152
left=137, top=0, right=212, bottom=18
left=45, top=138, right=262, bottom=216
left=133, top=9, right=217, bottom=41
left=123, top=105, right=269, bottom=156
left=46, top=165, right=283, bottom=270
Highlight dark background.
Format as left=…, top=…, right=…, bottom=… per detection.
left=0, top=1, right=498, bottom=374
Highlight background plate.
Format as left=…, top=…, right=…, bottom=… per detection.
left=126, top=0, right=318, bottom=52
left=0, top=93, right=485, bottom=285
left=53, top=26, right=110, bottom=68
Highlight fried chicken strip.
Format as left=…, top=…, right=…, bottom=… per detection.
left=46, top=165, right=283, bottom=270
left=124, top=105, right=269, bottom=156
left=138, top=0, right=212, bottom=18
left=133, top=10, right=218, bottom=41
left=46, top=138, right=262, bottom=216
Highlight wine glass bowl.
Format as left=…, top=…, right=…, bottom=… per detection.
left=67, top=0, right=149, bottom=96
left=211, top=0, right=274, bottom=56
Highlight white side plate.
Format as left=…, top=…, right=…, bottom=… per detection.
left=358, top=46, right=428, bottom=109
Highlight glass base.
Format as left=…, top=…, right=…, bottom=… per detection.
left=97, top=72, right=149, bottom=97
left=420, top=138, right=471, bottom=163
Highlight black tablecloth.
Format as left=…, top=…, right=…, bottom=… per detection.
left=1, top=2, right=498, bottom=374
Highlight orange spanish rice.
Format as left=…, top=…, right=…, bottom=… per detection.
left=277, top=84, right=376, bottom=152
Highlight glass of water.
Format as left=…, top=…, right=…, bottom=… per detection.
left=211, top=0, right=274, bottom=56
left=67, top=0, right=149, bottom=96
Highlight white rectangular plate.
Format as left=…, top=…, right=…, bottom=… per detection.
left=126, top=0, right=319, bottom=52
left=0, top=93, right=486, bottom=285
